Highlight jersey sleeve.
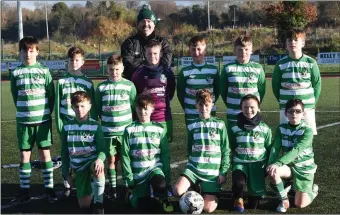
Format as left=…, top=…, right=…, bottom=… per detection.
left=219, top=65, right=228, bottom=106
left=95, top=85, right=102, bottom=119
left=311, top=59, right=322, bottom=104
left=160, top=128, right=171, bottom=185
left=61, top=126, right=71, bottom=178
left=176, top=69, right=186, bottom=110
left=55, top=80, right=63, bottom=133
left=95, top=124, right=106, bottom=162
left=166, top=68, right=176, bottom=101
left=219, top=122, right=231, bottom=175
left=89, top=81, right=98, bottom=120
left=264, top=126, right=273, bottom=162
left=258, top=66, right=266, bottom=103
left=268, top=126, right=282, bottom=165
left=275, top=127, right=313, bottom=167
left=10, top=70, right=18, bottom=105
left=121, top=128, right=134, bottom=187
left=272, top=63, right=281, bottom=102
left=213, top=68, right=220, bottom=102
left=129, top=82, right=137, bottom=110
left=46, top=69, right=55, bottom=113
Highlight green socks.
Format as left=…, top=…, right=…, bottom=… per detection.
left=271, top=181, right=288, bottom=200
left=19, top=162, right=31, bottom=189
left=41, top=161, right=54, bottom=188
left=108, top=169, right=116, bottom=188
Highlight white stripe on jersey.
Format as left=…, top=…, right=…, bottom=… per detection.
left=226, top=108, right=241, bottom=116
left=279, top=61, right=312, bottom=71
left=102, top=95, right=129, bottom=101
left=67, top=135, right=94, bottom=142
left=189, top=156, right=221, bottom=164
left=185, top=87, right=214, bottom=97
left=193, top=133, right=221, bottom=141
left=282, top=72, right=311, bottom=79
left=279, top=88, right=314, bottom=95
left=228, top=76, right=258, bottom=83
left=60, top=107, right=76, bottom=116
left=59, top=77, right=92, bottom=89
left=64, top=124, right=98, bottom=131
left=186, top=163, right=219, bottom=176
left=226, top=97, right=241, bottom=105
left=228, top=87, right=258, bottom=94
left=17, top=98, right=48, bottom=107
left=62, top=87, right=85, bottom=96
left=98, top=83, right=131, bottom=92
left=188, top=121, right=224, bottom=130
left=295, top=158, right=315, bottom=167
left=236, top=136, right=265, bottom=143
left=186, top=79, right=213, bottom=85
left=280, top=97, right=315, bottom=105
left=101, top=103, right=131, bottom=112
left=281, top=82, right=311, bottom=89
left=183, top=68, right=217, bottom=76
left=225, top=66, right=261, bottom=74
left=129, top=137, right=161, bottom=145
left=16, top=78, right=45, bottom=86
left=232, top=125, right=270, bottom=133
left=102, top=125, right=127, bottom=133
left=12, top=68, right=48, bottom=77
left=126, top=125, right=164, bottom=134
left=132, top=158, right=160, bottom=168
left=102, top=114, right=132, bottom=123
left=279, top=126, right=304, bottom=136
left=16, top=109, right=50, bottom=117
left=233, top=156, right=266, bottom=163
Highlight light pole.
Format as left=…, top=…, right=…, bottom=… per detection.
left=207, top=1, right=210, bottom=30
left=17, top=1, right=23, bottom=42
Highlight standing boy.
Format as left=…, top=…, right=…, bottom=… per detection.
left=121, top=94, right=173, bottom=213
left=10, top=36, right=57, bottom=202
left=267, top=99, right=318, bottom=213
left=61, top=91, right=106, bottom=214
left=177, top=35, right=220, bottom=127
left=229, top=94, right=272, bottom=212
left=272, top=29, right=321, bottom=135
left=172, top=89, right=230, bottom=213
left=96, top=55, right=136, bottom=199
left=132, top=40, right=176, bottom=143
left=220, top=35, right=266, bottom=126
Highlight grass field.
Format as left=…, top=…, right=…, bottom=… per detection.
left=1, top=78, right=340, bottom=214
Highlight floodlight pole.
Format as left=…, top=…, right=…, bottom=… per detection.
left=17, top=1, right=23, bottom=42
left=45, top=2, right=49, bottom=40
left=207, top=1, right=210, bottom=30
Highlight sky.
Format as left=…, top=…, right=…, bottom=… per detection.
left=4, top=1, right=197, bottom=10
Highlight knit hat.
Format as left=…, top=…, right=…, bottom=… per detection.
left=137, top=4, right=158, bottom=25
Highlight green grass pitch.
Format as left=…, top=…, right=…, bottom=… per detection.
left=1, top=78, right=340, bottom=214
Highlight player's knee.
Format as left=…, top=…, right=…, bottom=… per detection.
left=295, top=199, right=309, bottom=208
left=203, top=201, right=217, bottom=213
left=150, top=175, right=166, bottom=193
left=108, top=156, right=115, bottom=165
left=172, top=184, right=182, bottom=197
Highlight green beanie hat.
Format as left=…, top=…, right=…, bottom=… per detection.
left=137, top=4, right=158, bottom=25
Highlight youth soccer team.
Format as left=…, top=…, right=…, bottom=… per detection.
left=10, top=27, right=321, bottom=214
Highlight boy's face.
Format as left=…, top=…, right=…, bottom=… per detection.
left=72, top=100, right=91, bottom=121
left=137, top=19, right=155, bottom=37
left=20, top=47, right=39, bottom=66
left=286, top=37, right=305, bottom=54
left=190, top=41, right=206, bottom=64
left=285, top=104, right=305, bottom=125
left=235, top=43, right=252, bottom=64
left=145, top=46, right=162, bottom=66
left=107, top=63, right=124, bottom=82
left=195, top=99, right=213, bottom=119
left=241, top=99, right=259, bottom=119
left=68, top=54, right=84, bottom=72
left=136, top=104, right=154, bottom=123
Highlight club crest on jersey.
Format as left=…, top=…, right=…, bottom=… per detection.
left=300, top=69, right=308, bottom=77
left=120, top=90, right=128, bottom=99
left=81, top=133, right=94, bottom=142
left=206, top=76, right=213, bottom=84
left=209, top=128, right=217, bottom=138
left=33, top=74, right=41, bottom=83
left=150, top=132, right=159, bottom=141
left=253, top=131, right=260, bottom=141
left=160, top=74, right=167, bottom=83
left=249, top=73, right=256, bottom=80
left=292, top=137, right=298, bottom=145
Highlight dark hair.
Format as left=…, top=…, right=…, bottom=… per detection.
left=286, top=28, right=306, bottom=41
left=195, top=89, right=213, bottom=104
left=240, top=94, right=260, bottom=109
left=189, top=35, right=206, bottom=47
left=19, top=36, right=39, bottom=51
left=234, top=35, right=252, bottom=47
left=107, top=55, right=123, bottom=65
left=67, top=47, right=85, bottom=59
left=135, top=93, right=154, bottom=109
left=71, top=91, right=91, bottom=106
left=145, top=39, right=162, bottom=50
left=285, top=99, right=305, bottom=112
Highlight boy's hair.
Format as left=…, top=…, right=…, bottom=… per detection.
left=195, top=89, right=213, bottom=104
left=234, top=35, right=252, bottom=48
left=71, top=91, right=91, bottom=106
left=285, top=99, right=305, bottom=112
left=19, top=36, right=39, bottom=51
left=67, top=47, right=85, bottom=59
left=286, top=28, right=306, bottom=41
left=107, top=55, right=123, bottom=65
left=189, top=35, right=206, bottom=47
left=145, top=39, right=162, bottom=50
left=135, top=93, right=154, bottom=109
left=240, top=94, right=260, bottom=109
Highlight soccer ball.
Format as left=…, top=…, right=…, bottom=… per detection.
left=179, top=191, right=204, bottom=214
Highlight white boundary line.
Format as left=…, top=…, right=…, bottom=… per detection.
left=1, top=110, right=340, bottom=122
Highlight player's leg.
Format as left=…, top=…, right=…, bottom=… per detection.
left=106, top=138, right=117, bottom=200
left=172, top=175, right=192, bottom=197
left=303, top=108, right=317, bottom=135
left=201, top=179, right=221, bottom=213
left=292, top=168, right=318, bottom=208
left=232, top=164, right=247, bottom=212
left=149, top=172, right=173, bottom=212
left=75, top=169, right=93, bottom=213
left=268, top=165, right=292, bottom=212
left=91, top=161, right=105, bottom=213
left=247, top=161, right=267, bottom=210
left=203, top=194, right=218, bottom=213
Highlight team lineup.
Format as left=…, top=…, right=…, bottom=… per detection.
left=9, top=4, right=321, bottom=214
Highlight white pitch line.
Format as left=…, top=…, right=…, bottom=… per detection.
left=316, top=122, right=340, bottom=130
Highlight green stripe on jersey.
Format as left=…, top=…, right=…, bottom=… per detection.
left=96, top=78, right=136, bottom=137
left=11, top=62, right=53, bottom=124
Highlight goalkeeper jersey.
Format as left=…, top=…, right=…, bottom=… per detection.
left=61, top=118, right=106, bottom=177
left=220, top=61, right=266, bottom=122
left=55, top=72, right=97, bottom=133
left=272, top=54, right=321, bottom=109
left=268, top=121, right=317, bottom=174
left=95, top=78, right=136, bottom=138
left=122, top=121, right=170, bottom=186
left=10, top=62, right=54, bottom=124
left=229, top=121, right=272, bottom=163
left=177, top=62, right=220, bottom=124
left=186, top=117, right=230, bottom=181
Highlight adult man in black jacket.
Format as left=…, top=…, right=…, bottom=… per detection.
left=121, top=4, right=173, bottom=80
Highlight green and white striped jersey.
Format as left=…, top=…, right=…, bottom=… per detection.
left=55, top=72, right=97, bottom=133
left=95, top=78, right=136, bottom=138
left=122, top=121, right=170, bottom=186
left=177, top=62, right=220, bottom=125
left=268, top=121, right=317, bottom=174
left=272, top=54, right=321, bottom=109
left=229, top=121, right=272, bottom=163
left=220, top=61, right=266, bottom=122
left=186, top=117, right=230, bottom=181
left=61, top=118, right=106, bottom=177
left=10, top=62, right=55, bottom=124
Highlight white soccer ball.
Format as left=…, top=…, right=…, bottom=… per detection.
left=179, top=191, right=204, bottom=214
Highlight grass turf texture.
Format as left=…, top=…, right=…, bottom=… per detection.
left=1, top=78, right=340, bottom=214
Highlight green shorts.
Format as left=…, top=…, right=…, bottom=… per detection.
left=105, top=136, right=122, bottom=156
left=182, top=168, right=221, bottom=194
left=17, top=120, right=52, bottom=150
left=158, top=120, right=173, bottom=143
left=291, top=166, right=315, bottom=193
left=74, top=162, right=94, bottom=198
left=130, top=168, right=164, bottom=208
left=232, top=161, right=266, bottom=196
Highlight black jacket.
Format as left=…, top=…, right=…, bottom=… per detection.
left=121, top=32, right=173, bottom=80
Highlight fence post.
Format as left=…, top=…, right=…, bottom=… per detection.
left=1, top=39, right=4, bottom=60
left=181, top=36, right=184, bottom=57
left=48, top=37, right=51, bottom=60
